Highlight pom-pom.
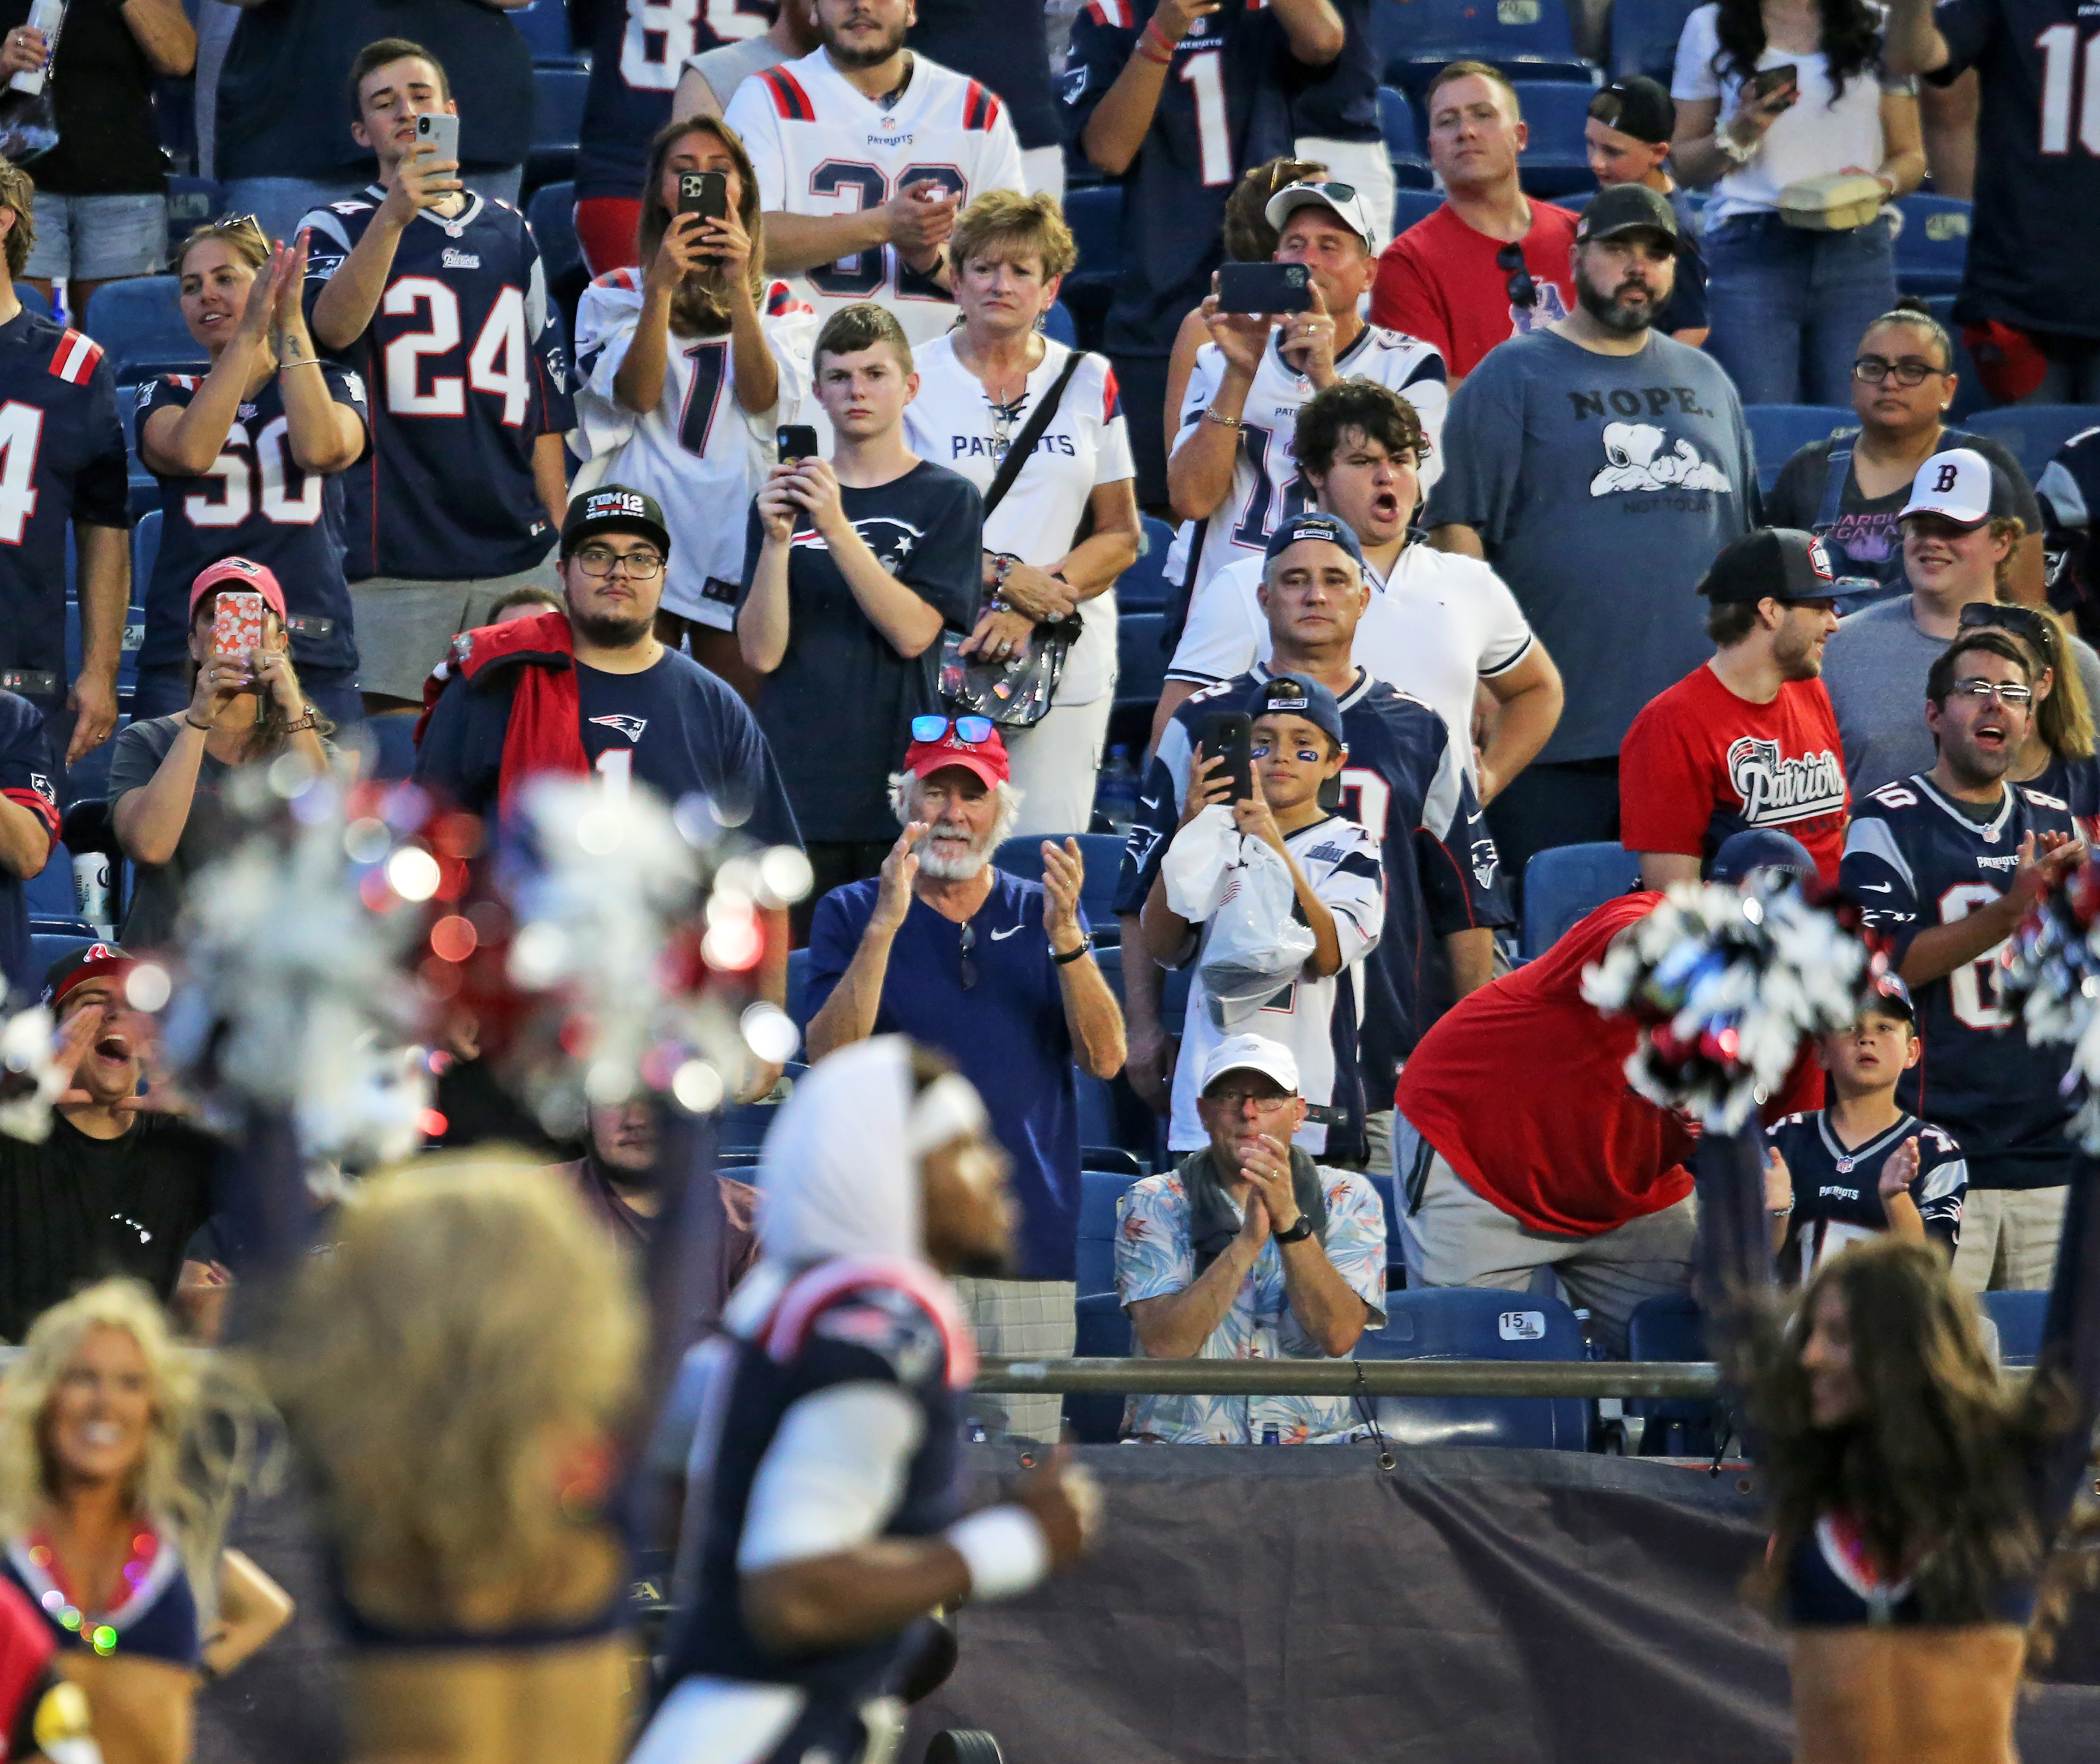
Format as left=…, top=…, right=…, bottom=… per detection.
left=1581, top=881, right=1872, bottom=1130
left=2000, top=855, right=2100, bottom=1150
left=0, top=1006, right=67, bottom=1143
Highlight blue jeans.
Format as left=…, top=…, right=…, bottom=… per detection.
left=1702, top=209, right=1898, bottom=405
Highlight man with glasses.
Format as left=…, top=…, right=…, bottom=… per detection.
left=1822, top=447, right=2100, bottom=794
left=1369, top=62, right=1579, bottom=386
left=804, top=718, right=1125, bottom=1440
left=1840, top=629, right=2087, bottom=1288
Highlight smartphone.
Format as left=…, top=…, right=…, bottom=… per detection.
left=212, top=591, right=266, bottom=665
left=678, top=169, right=728, bottom=225
left=777, top=424, right=819, bottom=462
left=1201, top=711, right=1254, bottom=807
left=1216, top=262, right=1314, bottom=315
left=414, top=110, right=461, bottom=165
left=1749, top=64, right=1799, bottom=101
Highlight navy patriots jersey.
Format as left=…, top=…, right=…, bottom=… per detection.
left=0, top=690, right=55, bottom=996
left=136, top=366, right=370, bottom=674
left=1063, top=0, right=1304, bottom=357
left=1838, top=773, right=2080, bottom=1188
left=1114, top=663, right=1512, bottom=1099
left=1769, top=1110, right=1967, bottom=1279
left=2038, top=422, right=2100, bottom=611
left=1290, top=0, right=1379, bottom=140
left=575, top=0, right=767, bottom=199
left=0, top=311, right=130, bottom=711
left=1928, top=0, right=2100, bottom=336
left=302, top=191, right=573, bottom=582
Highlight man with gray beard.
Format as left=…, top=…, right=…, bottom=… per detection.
left=804, top=719, right=1125, bottom=1438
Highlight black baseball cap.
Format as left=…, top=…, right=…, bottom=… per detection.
left=1575, top=182, right=1682, bottom=248
left=1264, top=511, right=1366, bottom=571
left=560, top=485, right=672, bottom=561
left=1588, top=77, right=1676, bottom=147
left=1697, top=528, right=1838, bottom=605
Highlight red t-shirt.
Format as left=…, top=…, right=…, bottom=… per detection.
left=1618, top=664, right=1850, bottom=883
left=1369, top=199, right=1579, bottom=381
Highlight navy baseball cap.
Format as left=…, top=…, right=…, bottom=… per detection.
left=1865, top=971, right=1916, bottom=1020
left=1264, top=511, right=1366, bottom=572
left=1245, top=672, right=1346, bottom=749
left=1709, top=829, right=1818, bottom=885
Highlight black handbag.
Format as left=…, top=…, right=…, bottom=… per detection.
left=938, top=350, right=1089, bottom=729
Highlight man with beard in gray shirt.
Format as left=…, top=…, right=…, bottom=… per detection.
left=1425, top=182, right=1757, bottom=892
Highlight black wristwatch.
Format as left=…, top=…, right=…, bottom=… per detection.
left=1272, top=1216, right=1314, bottom=1245
left=1051, top=935, right=1093, bottom=966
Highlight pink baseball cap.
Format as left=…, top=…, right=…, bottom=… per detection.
left=190, top=556, right=287, bottom=621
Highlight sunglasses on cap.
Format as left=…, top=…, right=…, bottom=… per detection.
left=911, top=714, right=995, bottom=744
left=1495, top=242, right=1537, bottom=311
left=1959, top=600, right=2054, bottom=657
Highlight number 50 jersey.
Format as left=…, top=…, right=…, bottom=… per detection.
left=302, top=190, right=575, bottom=582
left=1838, top=772, right=2080, bottom=1191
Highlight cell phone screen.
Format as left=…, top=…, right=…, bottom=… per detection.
left=1202, top=712, right=1255, bottom=806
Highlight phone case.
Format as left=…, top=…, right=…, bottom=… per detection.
left=212, top=591, right=266, bottom=660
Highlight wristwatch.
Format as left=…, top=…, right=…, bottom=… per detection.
left=1272, top=1216, right=1314, bottom=1245
left=1051, top=934, right=1093, bottom=966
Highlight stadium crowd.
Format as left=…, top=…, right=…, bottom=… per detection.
left=0, top=0, right=2096, bottom=1753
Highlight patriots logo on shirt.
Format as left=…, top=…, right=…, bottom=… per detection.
left=589, top=714, right=648, bottom=741
left=792, top=516, right=924, bottom=573
left=1725, top=736, right=1846, bottom=825
left=28, top=771, right=50, bottom=801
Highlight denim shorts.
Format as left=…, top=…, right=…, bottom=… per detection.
left=24, top=191, right=168, bottom=283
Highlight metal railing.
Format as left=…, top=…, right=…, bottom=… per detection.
left=974, top=1358, right=1723, bottom=1399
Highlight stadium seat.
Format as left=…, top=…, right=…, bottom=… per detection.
left=1510, top=82, right=1599, bottom=197
left=1608, top=0, right=1698, bottom=80
left=1041, top=300, right=1077, bottom=347
left=1521, top=840, right=1639, bottom=958
left=14, top=282, right=47, bottom=317
left=1116, top=514, right=1177, bottom=612
left=366, top=711, right=419, bottom=783
left=1065, top=1290, right=1132, bottom=1442
left=1371, top=0, right=1597, bottom=88
left=131, top=509, right=161, bottom=605
left=1076, top=1068, right=1119, bottom=1151
left=81, top=278, right=205, bottom=384
left=24, top=841, right=76, bottom=921
left=992, top=832, right=1125, bottom=942
left=1116, top=611, right=1169, bottom=713
left=1061, top=184, right=1123, bottom=318
left=1091, top=942, right=1191, bottom=1036
left=786, top=946, right=810, bottom=1030
left=164, top=175, right=227, bottom=238
left=1891, top=194, right=1971, bottom=299
left=1392, top=188, right=1443, bottom=238
left=1981, top=1289, right=2048, bottom=1369
left=1626, top=1291, right=1726, bottom=1456
left=1075, top=1166, right=1139, bottom=1296
left=527, top=66, right=591, bottom=194
left=716, top=1097, right=779, bottom=1155
left=1745, top=404, right=1853, bottom=494
left=1355, top=1287, right=1592, bottom=1449
left=1916, top=294, right=1987, bottom=422
left=512, top=0, right=583, bottom=64
left=1378, top=87, right=1435, bottom=191
left=527, top=181, right=582, bottom=293
left=1963, top=405, right=2100, bottom=486
left=29, top=928, right=95, bottom=977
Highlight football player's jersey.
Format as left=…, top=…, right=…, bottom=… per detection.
left=2037, top=422, right=2100, bottom=609
left=571, top=271, right=813, bottom=631
left=1838, top=773, right=2080, bottom=1189
left=1116, top=663, right=1510, bottom=1109
left=1768, top=1110, right=1967, bottom=1279
left=0, top=690, right=55, bottom=996
left=136, top=366, right=370, bottom=675
left=1063, top=0, right=1303, bottom=358
left=1166, top=324, right=1447, bottom=613
left=1929, top=0, right=2100, bottom=337
left=302, top=190, right=574, bottom=582
left=0, top=310, right=130, bottom=712
left=575, top=0, right=768, bottom=200
left=722, top=46, right=1026, bottom=347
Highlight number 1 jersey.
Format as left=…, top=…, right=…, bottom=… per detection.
left=302, top=191, right=575, bottom=582
left=722, top=45, right=1025, bottom=347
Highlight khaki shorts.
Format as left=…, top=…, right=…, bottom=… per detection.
left=349, top=558, right=562, bottom=702
left=1951, top=1186, right=2069, bottom=1292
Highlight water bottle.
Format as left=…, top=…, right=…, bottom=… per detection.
left=1260, top=1422, right=1280, bottom=1446
left=1095, top=744, right=1140, bottom=836
left=0, top=0, right=64, bottom=161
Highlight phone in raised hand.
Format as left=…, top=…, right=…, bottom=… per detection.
left=414, top=110, right=460, bottom=165
left=1201, top=711, right=1255, bottom=805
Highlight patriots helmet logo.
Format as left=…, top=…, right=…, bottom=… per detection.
left=589, top=714, right=648, bottom=742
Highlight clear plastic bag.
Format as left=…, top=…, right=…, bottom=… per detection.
left=1162, top=807, right=1315, bottom=1027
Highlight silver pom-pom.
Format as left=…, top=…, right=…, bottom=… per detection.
left=2000, top=859, right=2100, bottom=1150
left=0, top=1005, right=67, bottom=1143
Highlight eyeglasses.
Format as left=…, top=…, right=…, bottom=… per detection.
left=1496, top=242, right=1537, bottom=311
left=1959, top=600, right=2054, bottom=656
left=1203, top=1087, right=1296, bottom=1113
left=1948, top=678, right=2034, bottom=707
left=571, top=545, right=665, bottom=580
left=911, top=714, right=995, bottom=744
left=958, top=921, right=977, bottom=993
left=1852, top=355, right=1947, bottom=387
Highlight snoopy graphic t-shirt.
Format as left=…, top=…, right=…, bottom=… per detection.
left=738, top=461, right=983, bottom=842
left=1425, top=328, right=1757, bottom=764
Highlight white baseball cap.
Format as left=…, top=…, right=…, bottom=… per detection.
left=1263, top=180, right=1378, bottom=252
left=1899, top=447, right=1995, bottom=528
left=1199, top=1033, right=1301, bottom=1096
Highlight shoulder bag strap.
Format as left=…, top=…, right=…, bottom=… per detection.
left=980, top=347, right=1087, bottom=518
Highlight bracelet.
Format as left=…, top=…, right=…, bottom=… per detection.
left=285, top=711, right=318, bottom=734
left=183, top=714, right=211, bottom=733
left=1051, top=936, right=1093, bottom=966
left=1136, top=19, right=1175, bottom=62
left=990, top=552, right=1017, bottom=589
left=1202, top=408, right=1243, bottom=430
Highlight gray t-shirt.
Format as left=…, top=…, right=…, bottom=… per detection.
left=1822, top=596, right=2100, bottom=795
left=1423, top=327, right=1758, bottom=764
left=687, top=36, right=786, bottom=113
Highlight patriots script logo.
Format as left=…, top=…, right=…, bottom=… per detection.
left=589, top=714, right=648, bottom=741
left=1725, top=737, right=1846, bottom=826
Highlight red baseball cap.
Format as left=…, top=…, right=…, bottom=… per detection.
left=190, top=556, right=287, bottom=621
left=903, top=722, right=1010, bottom=790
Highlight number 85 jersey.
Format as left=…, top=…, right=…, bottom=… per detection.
left=1838, top=772, right=2080, bottom=1189
left=302, top=190, right=574, bottom=582
left=723, top=45, right=1025, bottom=347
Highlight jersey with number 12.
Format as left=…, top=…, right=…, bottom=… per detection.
left=722, top=45, right=1025, bottom=347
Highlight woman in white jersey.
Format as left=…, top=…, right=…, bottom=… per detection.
left=902, top=191, right=1142, bottom=837
left=570, top=116, right=812, bottom=699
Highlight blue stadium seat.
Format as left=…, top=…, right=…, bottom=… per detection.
left=1061, top=184, right=1122, bottom=319
left=1521, top=841, right=1639, bottom=958
left=1065, top=1290, right=1132, bottom=1442
left=1915, top=295, right=1986, bottom=422
left=131, top=509, right=160, bottom=606
left=1355, top=1288, right=1591, bottom=1449
left=1608, top=0, right=1698, bottom=80
left=1090, top=942, right=1192, bottom=1037
left=992, top=831, right=1125, bottom=943
left=1115, top=611, right=1168, bottom=713
left=1075, top=1166, right=1139, bottom=1296
left=25, top=842, right=76, bottom=920
left=1371, top=0, right=1597, bottom=88
left=1076, top=1067, right=1119, bottom=1152
left=717, top=1097, right=780, bottom=1155
left=1981, top=1289, right=2048, bottom=1369
left=1964, top=405, right=2100, bottom=486
left=1746, top=404, right=1853, bottom=494
left=366, top=711, right=418, bottom=782
left=786, top=946, right=810, bottom=1030
left=1116, top=514, right=1177, bottom=612
left=1892, top=194, right=1971, bottom=300
left=1041, top=300, right=1077, bottom=347
left=527, top=181, right=582, bottom=292
left=14, top=282, right=47, bottom=317
left=1378, top=87, right=1434, bottom=191
left=512, top=0, right=583, bottom=64
left=1510, top=82, right=1599, bottom=197
left=81, top=278, right=204, bottom=384
left=1626, top=1291, right=1725, bottom=1456
left=1392, top=188, right=1443, bottom=238
left=29, top=928, right=95, bottom=978
left=527, top=67, right=591, bottom=193
left=164, top=175, right=227, bottom=237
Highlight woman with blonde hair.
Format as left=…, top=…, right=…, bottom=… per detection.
left=570, top=115, right=810, bottom=699
left=0, top=1279, right=290, bottom=1764
left=1960, top=601, right=2100, bottom=817
left=261, top=1157, right=642, bottom=1764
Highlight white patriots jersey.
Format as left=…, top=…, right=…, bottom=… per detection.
left=1167, top=323, right=1449, bottom=611
left=722, top=44, right=1026, bottom=347
left=570, top=272, right=816, bottom=629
